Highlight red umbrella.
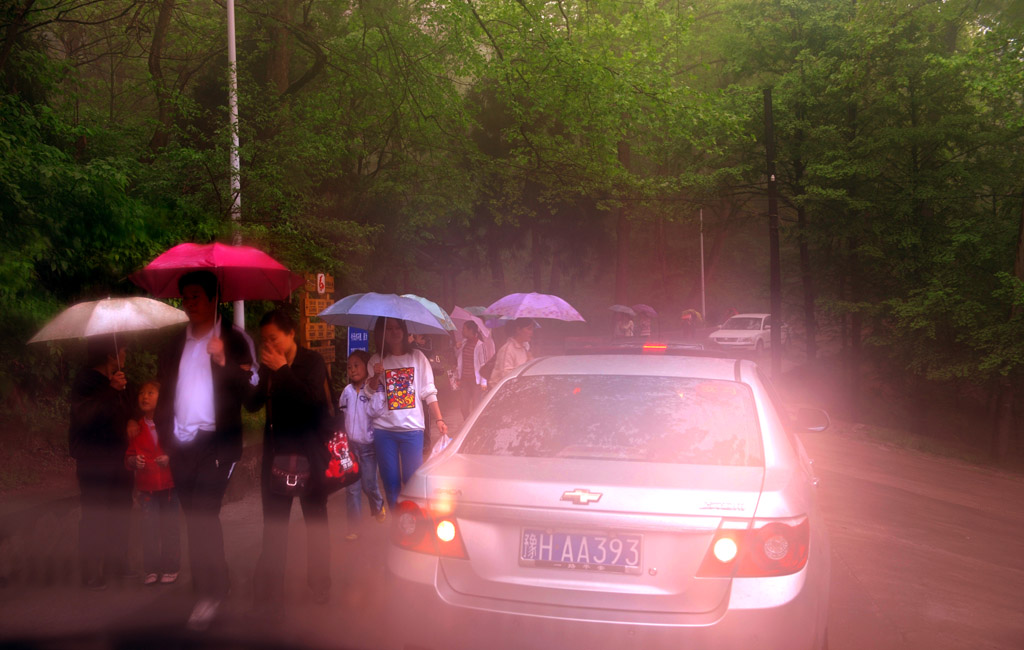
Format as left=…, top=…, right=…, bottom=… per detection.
left=131, top=242, right=303, bottom=301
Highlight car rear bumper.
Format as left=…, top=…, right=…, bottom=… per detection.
left=384, top=554, right=827, bottom=650
left=709, top=339, right=758, bottom=350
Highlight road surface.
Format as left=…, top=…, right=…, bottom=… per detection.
left=1, top=423, right=1022, bottom=649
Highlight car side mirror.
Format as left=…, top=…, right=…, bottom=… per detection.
left=793, top=407, right=830, bottom=432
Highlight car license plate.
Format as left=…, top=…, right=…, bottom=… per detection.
left=520, top=529, right=642, bottom=573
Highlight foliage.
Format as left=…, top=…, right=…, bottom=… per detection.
left=0, top=0, right=1023, bottom=457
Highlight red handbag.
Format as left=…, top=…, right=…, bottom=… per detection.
left=321, top=430, right=361, bottom=494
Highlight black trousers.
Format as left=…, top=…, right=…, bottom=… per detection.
left=458, top=382, right=480, bottom=419
left=253, top=468, right=331, bottom=602
left=168, top=435, right=233, bottom=599
left=76, top=460, right=133, bottom=581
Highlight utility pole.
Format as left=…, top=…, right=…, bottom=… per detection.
left=227, top=0, right=244, bottom=329
left=764, top=88, right=782, bottom=375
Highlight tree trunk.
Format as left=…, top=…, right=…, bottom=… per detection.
left=798, top=203, right=817, bottom=360
left=268, top=0, right=292, bottom=96
left=440, top=270, right=453, bottom=312
left=993, top=197, right=1024, bottom=461
left=147, top=0, right=176, bottom=153
left=531, top=227, right=543, bottom=292
left=0, top=0, right=35, bottom=86
left=847, top=236, right=862, bottom=418
left=548, top=249, right=561, bottom=295
left=488, top=238, right=506, bottom=294
left=993, top=378, right=1014, bottom=461
left=656, top=217, right=668, bottom=304
left=614, top=139, right=631, bottom=305
left=684, top=226, right=726, bottom=313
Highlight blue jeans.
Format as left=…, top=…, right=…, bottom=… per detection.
left=373, top=429, right=423, bottom=509
left=346, top=440, right=385, bottom=519
left=138, top=488, right=181, bottom=575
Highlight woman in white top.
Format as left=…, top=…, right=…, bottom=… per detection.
left=366, top=318, right=449, bottom=508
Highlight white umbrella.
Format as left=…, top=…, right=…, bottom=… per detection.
left=28, top=297, right=188, bottom=343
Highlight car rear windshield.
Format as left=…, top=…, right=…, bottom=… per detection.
left=722, top=317, right=762, bottom=330
left=459, top=375, right=763, bottom=466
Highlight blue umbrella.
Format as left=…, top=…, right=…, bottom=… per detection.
left=401, top=294, right=456, bottom=331
left=609, top=304, right=636, bottom=317
left=319, top=292, right=451, bottom=335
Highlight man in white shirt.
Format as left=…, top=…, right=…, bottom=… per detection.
left=154, top=270, right=253, bottom=630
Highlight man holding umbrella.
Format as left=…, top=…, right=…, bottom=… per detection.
left=154, top=270, right=254, bottom=629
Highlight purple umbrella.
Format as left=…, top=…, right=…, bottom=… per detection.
left=632, top=304, right=658, bottom=318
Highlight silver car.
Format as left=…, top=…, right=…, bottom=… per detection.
left=386, top=351, right=830, bottom=650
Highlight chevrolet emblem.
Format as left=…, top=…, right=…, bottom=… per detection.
left=561, top=488, right=602, bottom=505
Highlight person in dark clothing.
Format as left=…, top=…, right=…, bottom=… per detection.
left=69, top=335, right=134, bottom=590
left=247, top=308, right=332, bottom=606
left=153, top=270, right=254, bottom=630
left=455, top=321, right=487, bottom=418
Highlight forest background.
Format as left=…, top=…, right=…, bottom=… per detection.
left=2, top=0, right=1024, bottom=483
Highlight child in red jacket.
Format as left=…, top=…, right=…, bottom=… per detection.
left=125, top=380, right=180, bottom=585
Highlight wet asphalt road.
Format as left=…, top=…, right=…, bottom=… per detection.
left=1, top=422, right=1023, bottom=649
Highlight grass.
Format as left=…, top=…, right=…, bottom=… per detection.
left=0, top=396, right=266, bottom=496
left=840, top=420, right=1024, bottom=473
left=0, top=396, right=75, bottom=494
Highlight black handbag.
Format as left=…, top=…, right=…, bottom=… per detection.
left=269, top=453, right=311, bottom=496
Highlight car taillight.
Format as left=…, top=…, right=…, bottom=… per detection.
left=697, top=516, right=809, bottom=577
left=642, top=342, right=668, bottom=354
left=390, top=500, right=469, bottom=559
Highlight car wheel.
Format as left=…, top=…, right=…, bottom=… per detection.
left=755, top=339, right=764, bottom=354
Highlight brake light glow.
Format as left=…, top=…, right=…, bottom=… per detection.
left=698, top=516, right=809, bottom=577
left=391, top=500, right=468, bottom=559
left=642, top=342, right=668, bottom=354
left=436, top=519, right=456, bottom=543
left=713, top=537, right=739, bottom=563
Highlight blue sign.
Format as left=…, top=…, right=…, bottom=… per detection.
left=347, top=327, right=369, bottom=357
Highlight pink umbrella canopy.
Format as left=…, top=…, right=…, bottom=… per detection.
left=131, top=242, right=304, bottom=301
left=485, top=292, right=585, bottom=322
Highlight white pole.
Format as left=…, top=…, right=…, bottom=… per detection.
left=227, top=0, right=244, bottom=329
left=700, top=208, right=706, bottom=322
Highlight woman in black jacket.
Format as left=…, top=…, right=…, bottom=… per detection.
left=69, top=335, right=134, bottom=589
left=247, top=309, right=332, bottom=605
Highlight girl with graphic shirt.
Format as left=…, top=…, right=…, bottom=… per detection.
left=366, top=318, right=449, bottom=508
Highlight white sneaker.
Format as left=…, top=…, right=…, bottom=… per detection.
left=187, top=598, right=221, bottom=631
left=143, top=573, right=159, bottom=586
